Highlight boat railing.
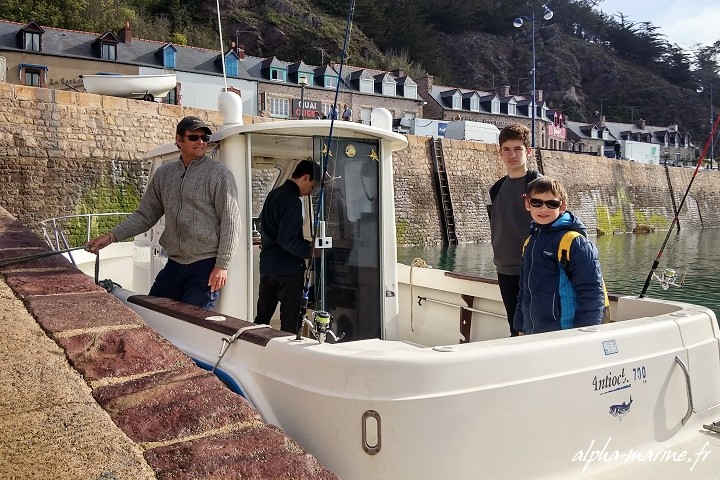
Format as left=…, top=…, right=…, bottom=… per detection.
left=35, top=212, right=131, bottom=252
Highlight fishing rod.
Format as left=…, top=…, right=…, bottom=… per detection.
left=639, top=113, right=720, bottom=298
left=295, top=0, right=357, bottom=340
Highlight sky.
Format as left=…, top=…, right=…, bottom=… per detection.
left=595, top=0, right=719, bottom=50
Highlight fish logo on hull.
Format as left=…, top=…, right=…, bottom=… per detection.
left=609, top=396, right=633, bottom=420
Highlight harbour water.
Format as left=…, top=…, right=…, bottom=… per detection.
left=398, top=228, right=720, bottom=318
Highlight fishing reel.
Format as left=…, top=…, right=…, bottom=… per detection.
left=652, top=268, right=686, bottom=290
left=302, top=310, right=344, bottom=344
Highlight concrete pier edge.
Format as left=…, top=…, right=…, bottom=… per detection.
left=0, top=206, right=337, bottom=480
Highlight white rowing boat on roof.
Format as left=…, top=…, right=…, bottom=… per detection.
left=80, top=73, right=176, bottom=99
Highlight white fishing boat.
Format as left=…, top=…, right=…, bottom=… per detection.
left=39, top=90, right=720, bottom=479
left=80, top=73, right=176, bottom=99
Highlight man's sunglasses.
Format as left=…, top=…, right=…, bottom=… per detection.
left=528, top=198, right=562, bottom=209
left=185, top=134, right=211, bottom=142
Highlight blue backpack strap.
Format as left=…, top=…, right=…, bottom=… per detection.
left=558, top=231, right=610, bottom=311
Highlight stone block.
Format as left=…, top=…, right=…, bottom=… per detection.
left=77, top=92, right=103, bottom=108
left=53, top=89, right=77, bottom=106
left=14, top=85, right=53, bottom=103
left=144, top=425, right=339, bottom=480
left=57, top=325, right=196, bottom=382
left=0, top=404, right=155, bottom=480
left=124, top=98, right=158, bottom=115
left=101, top=95, right=129, bottom=111
left=3, top=269, right=104, bottom=297
left=94, top=367, right=261, bottom=443
left=24, top=292, right=145, bottom=333
left=0, top=83, right=14, bottom=101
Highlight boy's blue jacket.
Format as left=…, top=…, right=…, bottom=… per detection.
left=513, top=211, right=605, bottom=334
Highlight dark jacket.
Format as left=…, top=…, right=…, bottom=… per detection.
left=258, top=180, right=311, bottom=276
left=513, top=211, right=605, bottom=334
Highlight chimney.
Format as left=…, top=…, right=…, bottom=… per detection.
left=416, top=74, right=433, bottom=96
left=328, top=60, right=336, bottom=70
left=500, top=85, right=510, bottom=97
left=599, top=116, right=606, bottom=128
left=637, top=118, right=646, bottom=130
left=536, top=89, right=543, bottom=102
left=391, top=68, right=405, bottom=78
left=117, top=21, right=132, bottom=44
left=237, top=43, right=245, bottom=59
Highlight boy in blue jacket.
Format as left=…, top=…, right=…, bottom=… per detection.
left=514, top=177, right=605, bottom=335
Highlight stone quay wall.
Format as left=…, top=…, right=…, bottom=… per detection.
left=1, top=83, right=719, bottom=246
left=393, top=138, right=720, bottom=245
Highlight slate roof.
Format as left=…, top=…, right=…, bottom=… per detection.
left=0, top=20, right=421, bottom=100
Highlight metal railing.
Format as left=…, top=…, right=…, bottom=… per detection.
left=36, top=212, right=131, bottom=252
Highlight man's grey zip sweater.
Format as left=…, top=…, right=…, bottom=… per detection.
left=111, top=155, right=240, bottom=269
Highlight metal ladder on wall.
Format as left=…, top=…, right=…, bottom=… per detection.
left=431, top=138, right=458, bottom=245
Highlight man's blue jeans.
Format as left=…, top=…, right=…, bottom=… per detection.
left=149, top=257, right=219, bottom=309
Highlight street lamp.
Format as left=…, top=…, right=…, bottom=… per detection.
left=696, top=83, right=714, bottom=169
left=298, top=76, right=308, bottom=120
left=513, top=4, right=553, bottom=148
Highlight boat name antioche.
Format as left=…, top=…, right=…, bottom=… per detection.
left=592, top=367, right=631, bottom=394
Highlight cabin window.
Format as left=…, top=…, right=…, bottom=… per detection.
left=164, top=48, right=176, bottom=69
left=270, top=68, right=286, bottom=82
left=20, top=64, right=47, bottom=87
left=270, top=97, right=289, bottom=117
left=404, top=84, right=417, bottom=99
left=101, top=43, right=117, bottom=61
left=252, top=166, right=281, bottom=218
left=24, top=32, right=41, bottom=51
left=360, top=78, right=373, bottom=93
left=312, top=137, right=382, bottom=341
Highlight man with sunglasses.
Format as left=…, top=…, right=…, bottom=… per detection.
left=86, top=116, right=240, bottom=310
left=513, top=177, right=605, bottom=335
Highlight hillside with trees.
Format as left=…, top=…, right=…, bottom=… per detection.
left=2, top=0, right=718, bottom=141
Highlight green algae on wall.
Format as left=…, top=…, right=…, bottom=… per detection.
left=634, top=210, right=670, bottom=232
left=596, top=205, right=626, bottom=235
left=68, top=181, right=141, bottom=246
left=396, top=218, right=425, bottom=246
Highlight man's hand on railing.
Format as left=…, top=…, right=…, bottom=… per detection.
left=85, top=232, right=115, bottom=254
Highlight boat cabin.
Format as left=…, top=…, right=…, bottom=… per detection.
left=139, top=92, right=408, bottom=342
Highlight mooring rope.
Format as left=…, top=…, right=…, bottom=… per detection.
left=0, top=246, right=86, bottom=268
left=0, top=245, right=120, bottom=292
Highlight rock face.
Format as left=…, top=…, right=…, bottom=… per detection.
left=0, top=206, right=338, bottom=480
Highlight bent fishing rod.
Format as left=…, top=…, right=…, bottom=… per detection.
left=639, top=113, right=720, bottom=298
left=295, top=0, right=357, bottom=340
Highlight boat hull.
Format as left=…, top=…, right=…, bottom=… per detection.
left=81, top=74, right=177, bottom=98
left=112, top=284, right=720, bottom=480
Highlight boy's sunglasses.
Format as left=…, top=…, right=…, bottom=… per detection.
left=185, top=134, right=211, bottom=142
left=528, top=198, right=562, bottom=209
